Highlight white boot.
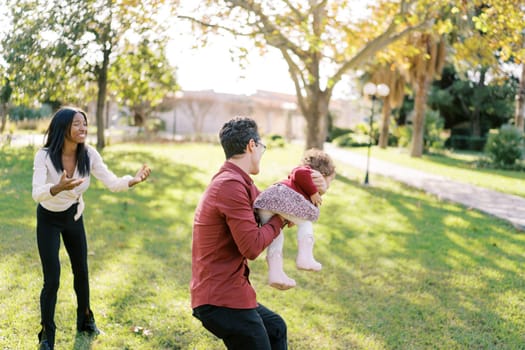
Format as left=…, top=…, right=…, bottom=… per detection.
left=266, top=231, right=296, bottom=290
left=296, top=222, right=322, bottom=271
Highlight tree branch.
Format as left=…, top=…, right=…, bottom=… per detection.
left=331, top=17, right=433, bottom=91
left=279, top=48, right=308, bottom=113
left=282, top=0, right=305, bottom=21
left=177, top=15, right=258, bottom=37
left=225, top=0, right=309, bottom=60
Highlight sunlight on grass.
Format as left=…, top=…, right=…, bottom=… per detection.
left=1, top=143, right=525, bottom=349
left=351, top=146, right=525, bottom=198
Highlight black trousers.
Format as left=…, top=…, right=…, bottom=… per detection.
left=193, top=303, right=288, bottom=350
left=36, top=203, right=91, bottom=347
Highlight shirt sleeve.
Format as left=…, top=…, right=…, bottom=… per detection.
left=292, top=167, right=318, bottom=197
left=88, top=146, right=133, bottom=192
left=216, top=179, right=282, bottom=260
left=32, top=149, right=54, bottom=203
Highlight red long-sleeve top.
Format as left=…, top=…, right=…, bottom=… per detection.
left=281, top=165, right=318, bottom=202
left=191, top=161, right=284, bottom=309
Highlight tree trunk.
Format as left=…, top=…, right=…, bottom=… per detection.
left=410, top=78, right=429, bottom=157
left=378, top=99, right=392, bottom=148
left=515, top=63, right=525, bottom=131
left=95, top=50, right=110, bottom=150
left=133, top=109, right=145, bottom=126
left=304, top=92, right=329, bottom=150
left=0, top=103, right=7, bottom=134
left=471, top=107, right=481, bottom=137
left=471, top=68, right=486, bottom=137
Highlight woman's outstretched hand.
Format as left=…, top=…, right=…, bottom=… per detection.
left=129, top=164, right=151, bottom=187
left=50, top=170, right=85, bottom=196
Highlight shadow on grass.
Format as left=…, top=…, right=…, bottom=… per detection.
left=72, top=332, right=95, bottom=350
left=311, top=172, right=525, bottom=348
left=78, top=147, right=211, bottom=348
left=420, top=151, right=525, bottom=181
left=2, top=145, right=524, bottom=349
left=0, top=146, right=39, bottom=256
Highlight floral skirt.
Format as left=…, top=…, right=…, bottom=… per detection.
left=254, top=184, right=319, bottom=222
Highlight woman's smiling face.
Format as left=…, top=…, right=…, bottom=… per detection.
left=67, top=113, right=88, bottom=144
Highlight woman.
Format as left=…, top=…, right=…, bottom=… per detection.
left=32, top=107, right=151, bottom=350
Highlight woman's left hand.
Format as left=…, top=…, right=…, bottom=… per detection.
left=129, top=164, right=151, bottom=187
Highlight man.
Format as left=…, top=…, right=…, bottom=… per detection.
left=191, top=117, right=325, bottom=349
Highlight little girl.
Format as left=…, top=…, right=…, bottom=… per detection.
left=254, top=148, right=335, bottom=290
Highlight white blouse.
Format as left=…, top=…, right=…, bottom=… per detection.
left=32, top=144, right=133, bottom=220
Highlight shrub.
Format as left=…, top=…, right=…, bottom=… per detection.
left=266, top=134, right=286, bottom=148
left=484, top=125, right=524, bottom=167
left=145, top=117, right=166, bottom=133
left=328, top=126, right=352, bottom=142
left=333, top=133, right=370, bottom=147
left=395, top=125, right=412, bottom=148
left=424, top=109, right=445, bottom=152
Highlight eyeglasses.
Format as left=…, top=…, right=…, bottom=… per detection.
left=257, top=142, right=267, bottom=154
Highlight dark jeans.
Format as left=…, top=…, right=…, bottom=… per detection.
left=36, top=204, right=91, bottom=348
left=193, top=303, right=287, bottom=350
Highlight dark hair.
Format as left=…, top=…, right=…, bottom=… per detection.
left=43, top=107, right=90, bottom=176
left=219, top=117, right=260, bottom=159
left=301, top=148, right=335, bottom=177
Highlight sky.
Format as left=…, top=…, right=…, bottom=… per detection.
left=0, top=1, right=369, bottom=99
left=167, top=2, right=372, bottom=98
left=167, top=26, right=296, bottom=96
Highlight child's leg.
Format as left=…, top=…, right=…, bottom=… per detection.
left=266, top=231, right=296, bottom=290
left=258, top=209, right=296, bottom=290
left=294, top=221, right=322, bottom=271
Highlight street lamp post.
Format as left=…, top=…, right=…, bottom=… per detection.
left=363, top=82, right=390, bottom=185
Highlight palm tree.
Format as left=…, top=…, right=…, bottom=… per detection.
left=515, top=63, right=525, bottom=131
left=406, top=32, right=446, bottom=157
left=369, top=64, right=407, bottom=148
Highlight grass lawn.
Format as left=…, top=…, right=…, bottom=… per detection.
left=1, top=142, right=524, bottom=349
left=347, top=146, right=525, bottom=198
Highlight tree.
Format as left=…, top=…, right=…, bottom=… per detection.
left=405, top=32, right=446, bottom=157
left=0, top=77, right=12, bottom=133
left=110, top=39, right=178, bottom=127
left=366, top=63, right=407, bottom=148
left=2, top=0, right=177, bottom=149
left=517, top=63, right=525, bottom=130
left=451, top=1, right=525, bottom=131
left=1, top=0, right=83, bottom=108
left=180, top=0, right=448, bottom=150
left=428, top=65, right=516, bottom=139
left=178, top=93, right=217, bottom=141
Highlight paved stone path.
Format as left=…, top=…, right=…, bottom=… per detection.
left=325, top=144, right=525, bottom=231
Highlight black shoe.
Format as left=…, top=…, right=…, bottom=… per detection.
left=38, top=340, right=51, bottom=350
left=79, top=310, right=101, bottom=336
left=38, top=329, right=52, bottom=350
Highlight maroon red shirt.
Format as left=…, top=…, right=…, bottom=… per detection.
left=281, top=165, right=318, bottom=202
left=191, top=161, right=283, bottom=309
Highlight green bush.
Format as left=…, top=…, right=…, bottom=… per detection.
left=333, top=133, right=370, bottom=147
left=424, top=109, right=445, bottom=152
left=328, top=126, right=352, bottom=142
left=145, top=117, right=166, bottom=133
left=265, top=134, right=286, bottom=148
left=484, top=125, right=524, bottom=167
left=395, top=125, right=412, bottom=148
